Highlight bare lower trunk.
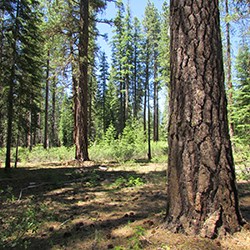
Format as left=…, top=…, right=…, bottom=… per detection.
left=75, top=0, right=89, bottom=161
left=5, top=0, right=20, bottom=170
left=51, top=77, right=57, bottom=146
left=44, top=50, right=50, bottom=149
left=166, top=0, right=244, bottom=238
left=153, top=50, right=159, bottom=142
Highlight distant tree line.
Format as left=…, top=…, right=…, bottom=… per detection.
left=0, top=0, right=249, bottom=168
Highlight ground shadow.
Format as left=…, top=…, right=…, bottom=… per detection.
left=0, top=163, right=249, bottom=249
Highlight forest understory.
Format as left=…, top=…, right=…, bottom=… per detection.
left=0, top=159, right=249, bottom=250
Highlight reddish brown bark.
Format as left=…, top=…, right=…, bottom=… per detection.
left=75, top=0, right=89, bottom=161
left=166, top=0, right=244, bottom=238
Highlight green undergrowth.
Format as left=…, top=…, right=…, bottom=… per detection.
left=233, top=139, right=250, bottom=181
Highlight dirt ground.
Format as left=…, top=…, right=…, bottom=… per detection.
left=0, top=161, right=249, bottom=250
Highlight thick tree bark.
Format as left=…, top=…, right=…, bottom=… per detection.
left=166, top=0, right=244, bottom=238
left=75, top=0, right=89, bottom=161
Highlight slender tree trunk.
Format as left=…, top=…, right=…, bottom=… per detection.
left=147, top=76, right=151, bottom=161
left=70, top=34, right=78, bottom=158
left=143, top=87, right=147, bottom=137
left=5, top=0, right=20, bottom=170
left=125, top=75, right=129, bottom=123
left=14, top=130, right=19, bottom=168
left=119, top=69, right=124, bottom=134
left=44, top=49, right=50, bottom=149
left=51, top=77, right=56, bottom=146
left=68, top=0, right=77, bottom=154
left=133, top=45, right=138, bottom=118
left=166, top=0, right=244, bottom=238
left=225, top=0, right=234, bottom=140
left=88, top=74, right=93, bottom=141
left=146, top=49, right=151, bottom=160
left=153, top=54, right=159, bottom=141
left=0, top=9, right=4, bottom=147
left=37, top=109, right=42, bottom=145
left=103, top=76, right=106, bottom=133
left=27, top=110, right=32, bottom=151
left=75, top=0, right=89, bottom=161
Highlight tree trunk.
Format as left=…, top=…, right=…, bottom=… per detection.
left=119, top=69, right=125, bottom=134
left=88, top=74, right=93, bottom=141
left=51, top=77, right=57, bottom=146
left=14, top=130, right=19, bottom=168
left=166, top=0, right=244, bottom=238
left=153, top=53, right=159, bottom=141
left=44, top=49, right=50, bottom=149
left=225, top=0, right=234, bottom=140
left=143, top=85, right=147, bottom=138
left=0, top=9, right=4, bottom=147
left=147, top=75, right=151, bottom=161
left=125, top=75, right=129, bottom=123
left=70, top=33, right=78, bottom=158
left=27, top=110, right=32, bottom=151
left=146, top=48, right=151, bottom=160
left=75, top=0, right=89, bottom=161
left=133, top=44, right=138, bottom=118
left=5, top=0, right=20, bottom=170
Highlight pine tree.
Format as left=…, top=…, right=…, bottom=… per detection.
left=233, top=44, right=250, bottom=143
left=96, top=51, right=109, bottom=136
left=121, top=2, right=133, bottom=124
left=110, top=0, right=125, bottom=134
left=3, top=0, right=43, bottom=169
left=143, top=1, right=161, bottom=142
left=167, top=0, right=244, bottom=237
left=158, top=1, right=170, bottom=87
left=131, top=17, right=144, bottom=119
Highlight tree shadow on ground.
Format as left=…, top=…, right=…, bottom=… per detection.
left=0, top=163, right=249, bottom=250
left=0, top=163, right=167, bottom=249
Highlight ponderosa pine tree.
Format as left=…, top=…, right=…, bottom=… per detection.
left=74, top=0, right=90, bottom=161
left=166, top=0, right=244, bottom=237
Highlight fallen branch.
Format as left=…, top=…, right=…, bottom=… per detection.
left=18, top=183, right=48, bottom=201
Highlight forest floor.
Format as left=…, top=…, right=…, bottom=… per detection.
left=0, top=161, right=250, bottom=250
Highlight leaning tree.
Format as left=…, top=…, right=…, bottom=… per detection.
left=166, top=0, right=245, bottom=238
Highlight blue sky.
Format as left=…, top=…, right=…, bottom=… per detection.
left=97, top=0, right=166, bottom=63
left=96, top=1, right=168, bottom=113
